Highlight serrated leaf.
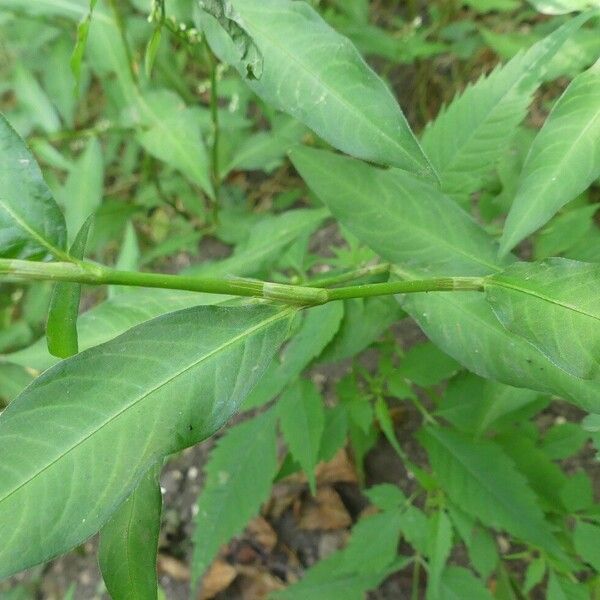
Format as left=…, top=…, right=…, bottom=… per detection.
left=420, top=427, right=563, bottom=557
left=439, top=567, right=494, bottom=600
left=46, top=219, right=92, bottom=359
left=199, top=0, right=434, bottom=177
left=278, top=379, right=325, bottom=493
left=191, top=407, right=279, bottom=584
left=421, top=14, right=593, bottom=198
left=573, top=521, right=600, bottom=571
left=500, top=59, right=600, bottom=253
left=427, top=511, right=454, bottom=600
left=98, top=464, right=162, bottom=600
left=0, top=113, right=67, bottom=260
left=0, top=305, right=291, bottom=578
left=135, top=91, right=213, bottom=196
left=485, top=259, right=600, bottom=380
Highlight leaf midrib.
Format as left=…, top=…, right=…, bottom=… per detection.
left=242, top=6, right=427, bottom=173
left=0, top=198, right=68, bottom=260
left=0, top=308, right=292, bottom=506
left=488, top=278, right=600, bottom=322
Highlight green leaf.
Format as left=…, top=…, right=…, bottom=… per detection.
left=191, top=407, right=279, bottom=584
left=541, top=422, right=588, bottom=459
left=0, top=363, right=34, bottom=407
left=500, top=59, right=600, bottom=253
left=98, top=464, right=162, bottom=600
left=439, top=567, right=494, bottom=600
left=291, top=146, right=600, bottom=412
left=574, top=521, right=600, bottom=571
left=485, top=259, right=600, bottom=380
left=290, top=147, right=503, bottom=276
left=364, top=484, right=406, bottom=512
left=199, top=0, right=434, bottom=177
left=70, top=0, right=99, bottom=93
left=421, top=14, right=592, bottom=198
left=60, top=137, right=103, bottom=243
left=399, top=342, right=460, bottom=387
left=560, top=471, right=594, bottom=512
left=278, top=379, right=325, bottom=493
left=427, top=511, right=454, bottom=600
left=320, top=297, right=404, bottom=363
left=134, top=91, right=212, bottom=196
left=243, top=302, right=343, bottom=409
left=547, top=571, right=590, bottom=600
left=0, top=305, right=291, bottom=578
left=420, top=427, right=563, bottom=557
left=46, top=219, right=92, bottom=359
left=524, top=557, right=546, bottom=594
left=0, top=113, right=67, bottom=260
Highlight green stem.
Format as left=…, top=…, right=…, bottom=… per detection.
left=205, top=41, right=221, bottom=225
left=108, top=0, right=138, bottom=84
left=309, top=263, right=391, bottom=288
left=0, top=259, right=485, bottom=307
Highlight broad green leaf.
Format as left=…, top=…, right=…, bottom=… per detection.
left=278, top=380, right=325, bottom=493
left=439, top=567, right=494, bottom=600
left=0, top=0, right=110, bottom=20
left=421, top=14, right=593, bottom=198
left=500, top=60, right=600, bottom=253
left=485, top=259, right=600, bottom=379
left=420, top=427, right=563, bottom=557
left=527, top=0, right=600, bottom=14
left=134, top=91, right=212, bottom=197
left=191, top=407, right=279, bottom=584
left=291, top=146, right=600, bottom=412
left=243, top=301, right=344, bottom=409
left=560, top=471, right=594, bottom=512
left=46, top=219, right=92, bottom=359
left=541, top=422, right=588, bottom=459
left=573, top=521, right=600, bottom=571
left=290, top=147, right=504, bottom=276
left=60, top=137, right=103, bottom=242
left=0, top=363, right=34, bottom=407
left=0, top=113, right=67, bottom=260
left=398, top=342, right=460, bottom=387
left=198, top=0, right=434, bottom=177
left=98, top=464, right=162, bottom=600
left=7, top=288, right=232, bottom=373
left=0, top=305, right=291, bottom=578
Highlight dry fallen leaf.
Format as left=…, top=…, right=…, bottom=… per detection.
left=199, top=559, right=238, bottom=600
left=237, top=566, right=286, bottom=600
left=246, top=516, right=278, bottom=553
left=158, top=554, right=190, bottom=582
left=299, top=487, right=352, bottom=531
left=315, top=450, right=358, bottom=486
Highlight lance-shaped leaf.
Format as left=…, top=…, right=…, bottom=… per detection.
left=527, top=0, right=600, bottom=14
left=500, top=59, right=600, bottom=254
left=291, top=146, right=600, bottom=413
left=485, top=259, right=600, bottom=380
left=0, top=113, right=67, bottom=260
left=197, top=0, right=434, bottom=178
left=0, top=304, right=291, bottom=579
left=98, top=464, right=162, bottom=600
left=421, top=13, right=593, bottom=198
left=46, top=219, right=92, bottom=359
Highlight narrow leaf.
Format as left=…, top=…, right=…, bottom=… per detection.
left=70, top=0, right=99, bottom=93
left=485, top=259, right=600, bottom=379
left=0, top=113, right=67, bottom=260
left=427, top=511, right=454, bottom=600
left=46, top=219, right=92, bottom=358
left=421, top=13, right=593, bottom=198
left=420, top=427, right=563, bottom=557
left=500, top=59, right=600, bottom=253
left=198, top=0, right=434, bottom=177
left=278, top=379, right=325, bottom=493
left=98, top=464, right=162, bottom=600
left=0, top=305, right=291, bottom=578
left=439, top=567, right=494, bottom=600
left=191, top=407, right=279, bottom=585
